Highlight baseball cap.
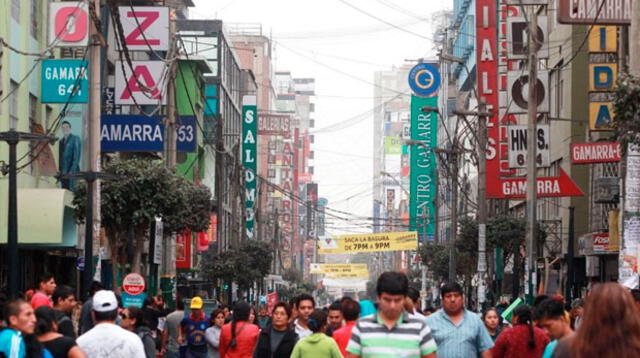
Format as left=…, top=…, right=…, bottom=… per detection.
left=92, top=290, right=118, bottom=312
left=190, top=296, right=204, bottom=309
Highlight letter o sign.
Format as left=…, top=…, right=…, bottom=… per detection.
left=49, top=3, right=89, bottom=47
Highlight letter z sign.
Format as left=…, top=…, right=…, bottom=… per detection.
left=118, top=7, right=169, bottom=51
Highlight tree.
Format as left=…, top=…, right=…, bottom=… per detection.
left=73, top=158, right=212, bottom=288
left=614, top=74, right=640, bottom=148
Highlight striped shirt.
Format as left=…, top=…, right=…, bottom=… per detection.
left=347, top=311, right=437, bottom=358
left=426, top=309, right=494, bottom=358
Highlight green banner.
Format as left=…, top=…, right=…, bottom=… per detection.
left=242, top=96, right=258, bottom=239
left=409, top=95, right=438, bottom=242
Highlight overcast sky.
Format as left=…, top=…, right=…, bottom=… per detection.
left=192, top=0, right=450, bottom=235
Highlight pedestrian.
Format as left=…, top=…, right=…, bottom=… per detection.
left=205, top=308, right=224, bottom=358
left=178, top=297, right=210, bottom=358
left=406, top=287, right=425, bottom=320
left=221, top=305, right=232, bottom=324
left=551, top=283, right=640, bottom=358
left=118, top=306, right=156, bottom=358
left=325, top=301, right=343, bottom=337
left=76, top=290, right=145, bottom=358
left=253, top=302, right=298, bottom=358
left=0, top=299, right=37, bottom=358
left=247, top=307, right=258, bottom=328
left=534, top=298, right=573, bottom=358
left=218, top=301, right=259, bottom=358
left=34, top=306, right=86, bottom=358
left=331, top=297, right=359, bottom=357
left=31, top=273, right=57, bottom=310
left=569, top=299, right=583, bottom=330
left=426, top=282, right=493, bottom=358
left=289, top=309, right=340, bottom=358
left=482, top=307, right=502, bottom=341
left=347, top=271, right=437, bottom=358
left=254, top=307, right=271, bottom=330
left=162, top=295, right=185, bottom=358
left=51, top=286, right=76, bottom=339
left=292, top=294, right=314, bottom=339
left=491, top=305, right=549, bottom=358
left=78, top=282, right=103, bottom=336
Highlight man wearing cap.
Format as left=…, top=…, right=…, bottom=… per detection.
left=77, top=290, right=146, bottom=358
left=178, top=296, right=210, bottom=358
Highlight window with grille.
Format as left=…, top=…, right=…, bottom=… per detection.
left=9, top=81, right=19, bottom=129
left=11, top=0, right=19, bottom=21
left=30, top=0, right=40, bottom=39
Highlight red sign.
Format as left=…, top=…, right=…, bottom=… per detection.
left=176, top=230, right=191, bottom=270
left=593, top=232, right=610, bottom=252
left=208, top=214, right=218, bottom=243
left=499, top=169, right=584, bottom=199
left=197, top=232, right=209, bottom=252
left=557, top=0, right=632, bottom=25
left=122, top=273, right=145, bottom=295
left=571, top=142, right=620, bottom=164
left=267, top=292, right=279, bottom=314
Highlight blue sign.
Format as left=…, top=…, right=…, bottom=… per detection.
left=101, top=115, right=197, bottom=152
left=41, top=59, right=89, bottom=103
left=408, top=62, right=441, bottom=97
left=122, top=292, right=147, bottom=308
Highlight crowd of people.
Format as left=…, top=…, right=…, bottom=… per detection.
left=3, top=271, right=640, bottom=357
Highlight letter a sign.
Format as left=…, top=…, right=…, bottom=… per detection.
left=49, top=2, right=89, bottom=47
left=118, top=7, right=169, bottom=51
left=115, top=61, right=167, bottom=105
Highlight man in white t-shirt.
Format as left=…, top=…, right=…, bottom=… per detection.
left=77, top=290, right=146, bottom=358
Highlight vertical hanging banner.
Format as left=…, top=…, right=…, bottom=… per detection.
left=409, top=95, right=438, bottom=242
left=478, top=0, right=501, bottom=197
left=242, top=96, right=258, bottom=239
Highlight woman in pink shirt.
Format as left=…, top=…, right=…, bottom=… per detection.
left=31, top=273, right=56, bottom=309
left=219, top=302, right=260, bottom=358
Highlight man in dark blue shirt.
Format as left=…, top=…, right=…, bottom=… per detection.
left=178, top=297, right=210, bottom=358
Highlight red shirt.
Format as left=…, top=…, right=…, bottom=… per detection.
left=218, top=321, right=259, bottom=358
left=30, top=292, right=53, bottom=309
left=332, top=320, right=357, bottom=357
left=491, top=324, right=550, bottom=358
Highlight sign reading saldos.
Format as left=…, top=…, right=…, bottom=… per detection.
left=317, top=231, right=418, bottom=254
left=242, top=96, right=258, bottom=239
left=409, top=95, right=438, bottom=242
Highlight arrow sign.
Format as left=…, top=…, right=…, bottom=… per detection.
left=499, top=169, right=583, bottom=199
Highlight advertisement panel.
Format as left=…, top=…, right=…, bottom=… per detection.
left=409, top=95, right=437, bottom=241
left=115, top=61, right=167, bottom=105
left=118, top=7, right=170, bottom=51
left=41, top=59, right=89, bottom=103
left=175, top=230, right=191, bottom=270
left=242, top=96, right=258, bottom=239
left=100, top=115, right=196, bottom=152
left=309, top=263, right=369, bottom=278
left=620, top=145, right=640, bottom=288
left=317, top=231, right=418, bottom=254
left=58, top=103, right=86, bottom=191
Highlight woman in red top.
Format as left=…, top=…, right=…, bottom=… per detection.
left=491, top=304, right=550, bottom=358
left=219, top=302, right=260, bottom=358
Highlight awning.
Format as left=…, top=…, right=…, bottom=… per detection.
left=10, top=189, right=77, bottom=246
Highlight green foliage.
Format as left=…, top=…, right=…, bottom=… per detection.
left=199, top=240, right=273, bottom=292
left=614, top=73, right=640, bottom=149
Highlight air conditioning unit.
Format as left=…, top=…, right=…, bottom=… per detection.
left=594, top=177, right=620, bottom=203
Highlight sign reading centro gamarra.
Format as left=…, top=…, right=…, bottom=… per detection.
left=317, top=232, right=418, bottom=254
left=309, top=263, right=369, bottom=278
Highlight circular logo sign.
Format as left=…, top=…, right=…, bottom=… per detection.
left=408, top=63, right=441, bottom=97
left=122, top=273, right=146, bottom=296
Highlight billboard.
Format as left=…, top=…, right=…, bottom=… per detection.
left=57, top=103, right=85, bottom=191
left=409, top=95, right=437, bottom=241
left=242, top=96, right=258, bottom=239
left=317, top=232, right=418, bottom=254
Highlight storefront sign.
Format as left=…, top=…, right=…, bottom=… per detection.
left=49, top=2, right=89, bottom=47
left=317, top=231, right=418, bottom=254
left=593, top=233, right=610, bottom=252
left=41, top=60, right=88, bottom=103
left=571, top=142, right=620, bottom=163
left=115, top=61, right=167, bottom=105
left=242, top=96, right=258, bottom=239
left=558, top=0, right=632, bottom=24
left=409, top=95, right=437, bottom=242
left=118, top=7, right=169, bottom=51
left=258, top=114, right=291, bottom=136
left=508, top=125, right=550, bottom=168
left=175, top=230, right=191, bottom=270
left=407, top=62, right=441, bottom=97
left=100, top=115, right=196, bottom=152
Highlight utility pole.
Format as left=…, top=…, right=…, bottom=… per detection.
left=477, top=98, right=488, bottom=310
left=525, top=11, right=539, bottom=302
left=1, top=132, right=55, bottom=298
left=449, top=150, right=458, bottom=283
left=165, top=56, right=177, bottom=167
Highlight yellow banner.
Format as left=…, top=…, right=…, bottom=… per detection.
left=317, top=231, right=418, bottom=254
left=309, top=263, right=368, bottom=277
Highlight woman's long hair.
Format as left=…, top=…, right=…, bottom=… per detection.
left=571, top=283, right=640, bottom=357
left=512, top=305, right=536, bottom=349
left=230, top=301, right=251, bottom=348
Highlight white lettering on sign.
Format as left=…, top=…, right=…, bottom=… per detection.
left=115, top=61, right=166, bottom=105
left=100, top=124, right=163, bottom=142
left=44, top=66, right=88, bottom=81
left=118, top=7, right=169, bottom=51
left=571, top=142, right=620, bottom=163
